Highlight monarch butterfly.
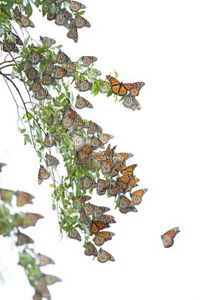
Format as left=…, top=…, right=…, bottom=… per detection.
left=68, top=229, right=82, bottom=241
left=92, top=152, right=106, bottom=162
left=15, top=212, right=44, bottom=228
left=123, top=95, right=141, bottom=111
left=16, top=231, right=34, bottom=246
left=97, top=248, right=115, bottom=263
left=75, top=78, right=92, bottom=91
left=90, top=220, right=110, bottom=234
left=42, top=73, right=55, bottom=86
left=75, top=16, right=91, bottom=28
left=16, top=191, right=34, bottom=206
left=45, top=153, right=59, bottom=167
left=34, top=88, right=52, bottom=100
left=106, top=75, right=135, bottom=97
left=108, top=183, right=123, bottom=197
left=75, top=95, right=93, bottom=109
left=56, top=49, right=71, bottom=64
left=41, top=274, right=62, bottom=285
left=80, top=175, right=97, bottom=190
left=53, top=66, right=68, bottom=79
left=35, top=279, right=50, bottom=300
left=31, top=51, right=43, bottom=65
left=93, top=231, right=115, bottom=247
left=40, top=36, right=56, bottom=47
left=120, top=164, right=137, bottom=178
left=71, top=134, right=86, bottom=151
left=69, top=1, right=86, bottom=12
left=26, top=67, right=40, bottom=81
left=99, top=214, right=116, bottom=224
left=129, top=81, right=145, bottom=97
left=38, top=165, right=50, bottom=185
left=66, top=62, right=76, bottom=77
left=19, top=15, right=35, bottom=28
left=47, top=10, right=56, bottom=21
left=130, top=188, right=148, bottom=205
left=77, top=145, right=94, bottom=160
left=115, top=152, right=134, bottom=162
left=44, top=133, right=56, bottom=148
left=67, top=26, right=78, bottom=43
left=11, top=32, right=23, bottom=46
left=92, top=205, right=110, bottom=218
left=161, top=227, right=180, bottom=248
left=97, top=179, right=110, bottom=195
left=119, top=195, right=138, bottom=214
left=31, top=81, right=43, bottom=93
left=37, top=253, right=55, bottom=266
left=62, top=107, right=79, bottom=129
left=100, top=159, right=113, bottom=175
left=74, top=195, right=91, bottom=204
left=87, top=121, right=102, bottom=134
left=3, top=40, right=19, bottom=53
left=79, top=209, right=91, bottom=226
left=13, top=6, right=22, bottom=18
left=55, top=11, right=69, bottom=26
left=80, top=56, right=97, bottom=67
left=125, top=177, right=140, bottom=192
left=103, top=144, right=116, bottom=158
left=98, top=133, right=114, bottom=145
left=45, top=62, right=55, bottom=73
left=110, top=160, right=125, bottom=177
left=33, top=291, right=42, bottom=300
left=90, top=136, right=102, bottom=149
left=84, top=242, right=98, bottom=257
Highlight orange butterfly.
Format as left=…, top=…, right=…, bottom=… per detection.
left=79, top=175, right=97, bottom=190
left=99, top=214, right=116, bottom=224
left=68, top=229, right=82, bottom=241
left=96, top=179, right=110, bottom=195
left=100, top=159, right=113, bottom=175
left=103, top=144, right=116, bottom=158
left=16, top=191, right=34, bottom=206
left=130, top=188, right=148, bottom=205
left=98, top=133, right=114, bottom=145
left=90, top=221, right=110, bottom=234
left=107, top=183, right=123, bottom=196
left=97, top=248, right=115, bottom=263
left=110, top=160, right=126, bottom=177
left=161, top=227, right=180, bottom=248
left=16, top=231, right=34, bottom=246
left=119, top=195, right=138, bottom=214
left=84, top=242, right=98, bottom=257
left=87, top=121, right=102, bottom=134
left=77, top=145, right=94, bottom=160
left=115, top=152, right=134, bottom=161
left=106, top=75, right=136, bottom=96
left=75, top=95, right=93, bottom=109
left=93, top=231, right=115, bottom=246
left=15, top=213, right=44, bottom=228
left=38, top=165, right=50, bottom=185
left=120, top=164, right=137, bottom=178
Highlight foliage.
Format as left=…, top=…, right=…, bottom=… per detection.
left=0, top=163, right=61, bottom=299
left=0, top=0, right=147, bottom=272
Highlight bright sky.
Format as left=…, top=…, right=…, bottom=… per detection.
left=1, top=0, right=200, bottom=299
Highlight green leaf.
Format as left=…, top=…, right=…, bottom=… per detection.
left=24, top=3, right=33, bottom=18
left=24, top=134, right=32, bottom=145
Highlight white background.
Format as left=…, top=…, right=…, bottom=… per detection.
left=1, top=0, right=200, bottom=299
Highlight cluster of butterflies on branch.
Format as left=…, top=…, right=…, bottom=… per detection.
left=0, top=180, right=61, bottom=300
left=12, top=0, right=90, bottom=43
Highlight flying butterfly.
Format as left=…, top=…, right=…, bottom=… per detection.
left=123, top=95, right=141, bottom=111
left=80, top=175, right=97, bottom=190
left=67, top=26, right=78, bottom=43
left=40, top=36, right=56, bottom=47
left=96, top=179, right=110, bottom=196
left=16, top=231, right=34, bottom=246
left=84, top=242, right=98, bottom=257
left=69, top=1, right=86, bottom=12
left=31, top=51, right=43, bottom=65
left=90, top=220, right=110, bottom=234
left=75, top=78, right=92, bottom=91
left=97, top=248, right=115, bottom=263
left=56, top=49, right=71, bottom=64
left=87, top=121, right=102, bottom=134
left=15, top=212, right=44, bottom=229
left=93, top=231, right=115, bottom=247
left=130, top=188, right=148, bottom=205
left=38, top=165, right=50, bottom=185
left=37, top=253, right=55, bottom=266
left=2, top=40, right=19, bottom=53
left=19, top=15, right=35, bottom=28
left=16, top=191, right=34, bottom=206
left=75, top=16, right=91, bottom=28
left=45, top=153, right=59, bottom=167
left=75, top=95, right=93, bottom=109
left=161, top=227, right=180, bottom=248
left=68, top=229, right=82, bottom=241
left=106, top=75, right=136, bottom=97
left=80, top=56, right=97, bottom=67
